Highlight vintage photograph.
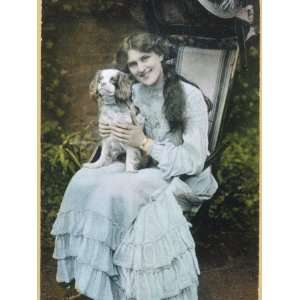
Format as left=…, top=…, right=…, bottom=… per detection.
left=40, top=1, right=260, bottom=299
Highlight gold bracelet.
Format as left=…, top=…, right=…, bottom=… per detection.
left=139, top=137, right=152, bottom=152
left=139, top=137, right=148, bottom=150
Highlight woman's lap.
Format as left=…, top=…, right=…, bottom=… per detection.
left=52, top=162, right=200, bottom=300
left=58, top=162, right=168, bottom=226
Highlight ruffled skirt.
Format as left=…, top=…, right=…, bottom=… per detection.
left=51, top=162, right=200, bottom=299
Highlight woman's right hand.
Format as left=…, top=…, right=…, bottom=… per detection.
left=98, top=122, right=111, bottom=138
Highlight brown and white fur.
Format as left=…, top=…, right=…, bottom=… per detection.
left=83, top=69, right=145, bottom=172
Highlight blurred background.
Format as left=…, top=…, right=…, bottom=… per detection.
left=41, top=1, right=259, bottom=299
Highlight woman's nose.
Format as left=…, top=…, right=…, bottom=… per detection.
left=137, top=62, right=146, bottom=73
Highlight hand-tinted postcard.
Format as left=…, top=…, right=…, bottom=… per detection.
left=40, top=1, right=260, bottom=299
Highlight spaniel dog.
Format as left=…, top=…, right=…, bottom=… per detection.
left=83, top=69, right=145, bottom=172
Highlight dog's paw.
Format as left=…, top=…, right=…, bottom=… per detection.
left=125, top=166, right=139, bottom=173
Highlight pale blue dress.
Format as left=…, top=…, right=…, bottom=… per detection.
left=51, top=80, right=218, bottom=300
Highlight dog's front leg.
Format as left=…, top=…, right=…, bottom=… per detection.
left=83, top=138, right=113, bottom=168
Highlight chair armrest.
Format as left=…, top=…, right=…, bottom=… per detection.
left=87, top=144, right=102, bottom=163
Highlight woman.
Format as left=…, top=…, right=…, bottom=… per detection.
left=51, top=32, right=218, bottom=300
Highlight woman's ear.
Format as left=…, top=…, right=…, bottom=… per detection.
left=89, top=70, right=101, bottom=100
left=115, top=72, right=132, bottom=101
left=159, top=55, right=164, bottom=62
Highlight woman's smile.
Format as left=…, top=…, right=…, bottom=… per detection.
left=138, top=69, right=152, bottom=80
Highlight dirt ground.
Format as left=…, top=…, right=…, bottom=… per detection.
left=41, top=240, right=258, bottom=300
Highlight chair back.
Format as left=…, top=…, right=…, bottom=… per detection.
left=175, top=42, right=239, bottom=154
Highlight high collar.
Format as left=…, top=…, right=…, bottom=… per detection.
left=133, top=80, right=165, bottom=110
left=101, top=95, right=116, bottom=105
left=140, top=78, right=165, bottom=94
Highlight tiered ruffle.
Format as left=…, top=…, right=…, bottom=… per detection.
left=113, top=187, right=199, bottom=300
left=51, top=209, right=123, bottom=299
left=51, top=186, right=200, bottom=299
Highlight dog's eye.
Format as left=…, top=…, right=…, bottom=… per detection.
left=110, top=77, right=117, bottom=84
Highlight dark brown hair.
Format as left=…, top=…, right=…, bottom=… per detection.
left=116, top=32, right=186, bottom=133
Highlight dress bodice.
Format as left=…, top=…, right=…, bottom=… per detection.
left=131, top=80, right=218, bottom=199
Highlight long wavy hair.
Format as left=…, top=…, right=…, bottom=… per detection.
left=116, top=32, right=186, bottom=133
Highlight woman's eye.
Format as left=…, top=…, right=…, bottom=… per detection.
left=141, top=55, right=150, bottom=62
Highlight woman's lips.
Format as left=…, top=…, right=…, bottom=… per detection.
left=139, top=69, right=151, bottom=79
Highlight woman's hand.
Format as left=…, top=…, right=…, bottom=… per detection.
left=111, top=123, right=146, bottom=148
left=98, top=122, right=111, bottom=138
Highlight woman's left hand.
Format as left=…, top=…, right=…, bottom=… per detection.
left=111, top=123, right=146, bottom=148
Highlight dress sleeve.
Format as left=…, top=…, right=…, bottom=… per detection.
left=148, top=87, right=209, bottom=180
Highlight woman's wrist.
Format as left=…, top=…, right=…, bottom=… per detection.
left=139, top=136, right=153, bottom=154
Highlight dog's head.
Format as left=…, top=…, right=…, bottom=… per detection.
left=89, top=69, right=132, bottom=103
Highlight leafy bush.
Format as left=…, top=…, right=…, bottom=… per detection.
left=41, top=26, right=98, bottom=249
left=41, top=120, right=97, bottom=249
left=210, top=128, right=259, bottom=231
left=213, top=42, right=260, bottom=235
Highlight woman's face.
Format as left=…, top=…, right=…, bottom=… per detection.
left=127, top=49, right=164, bottom=86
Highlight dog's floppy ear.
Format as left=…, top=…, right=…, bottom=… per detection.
left=115, top=72, right=132, bottom=101
left=89, top=70, right=102, bottom=100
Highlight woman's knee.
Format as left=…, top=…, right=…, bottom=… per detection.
left=71, top=162, right=125, bottom=185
